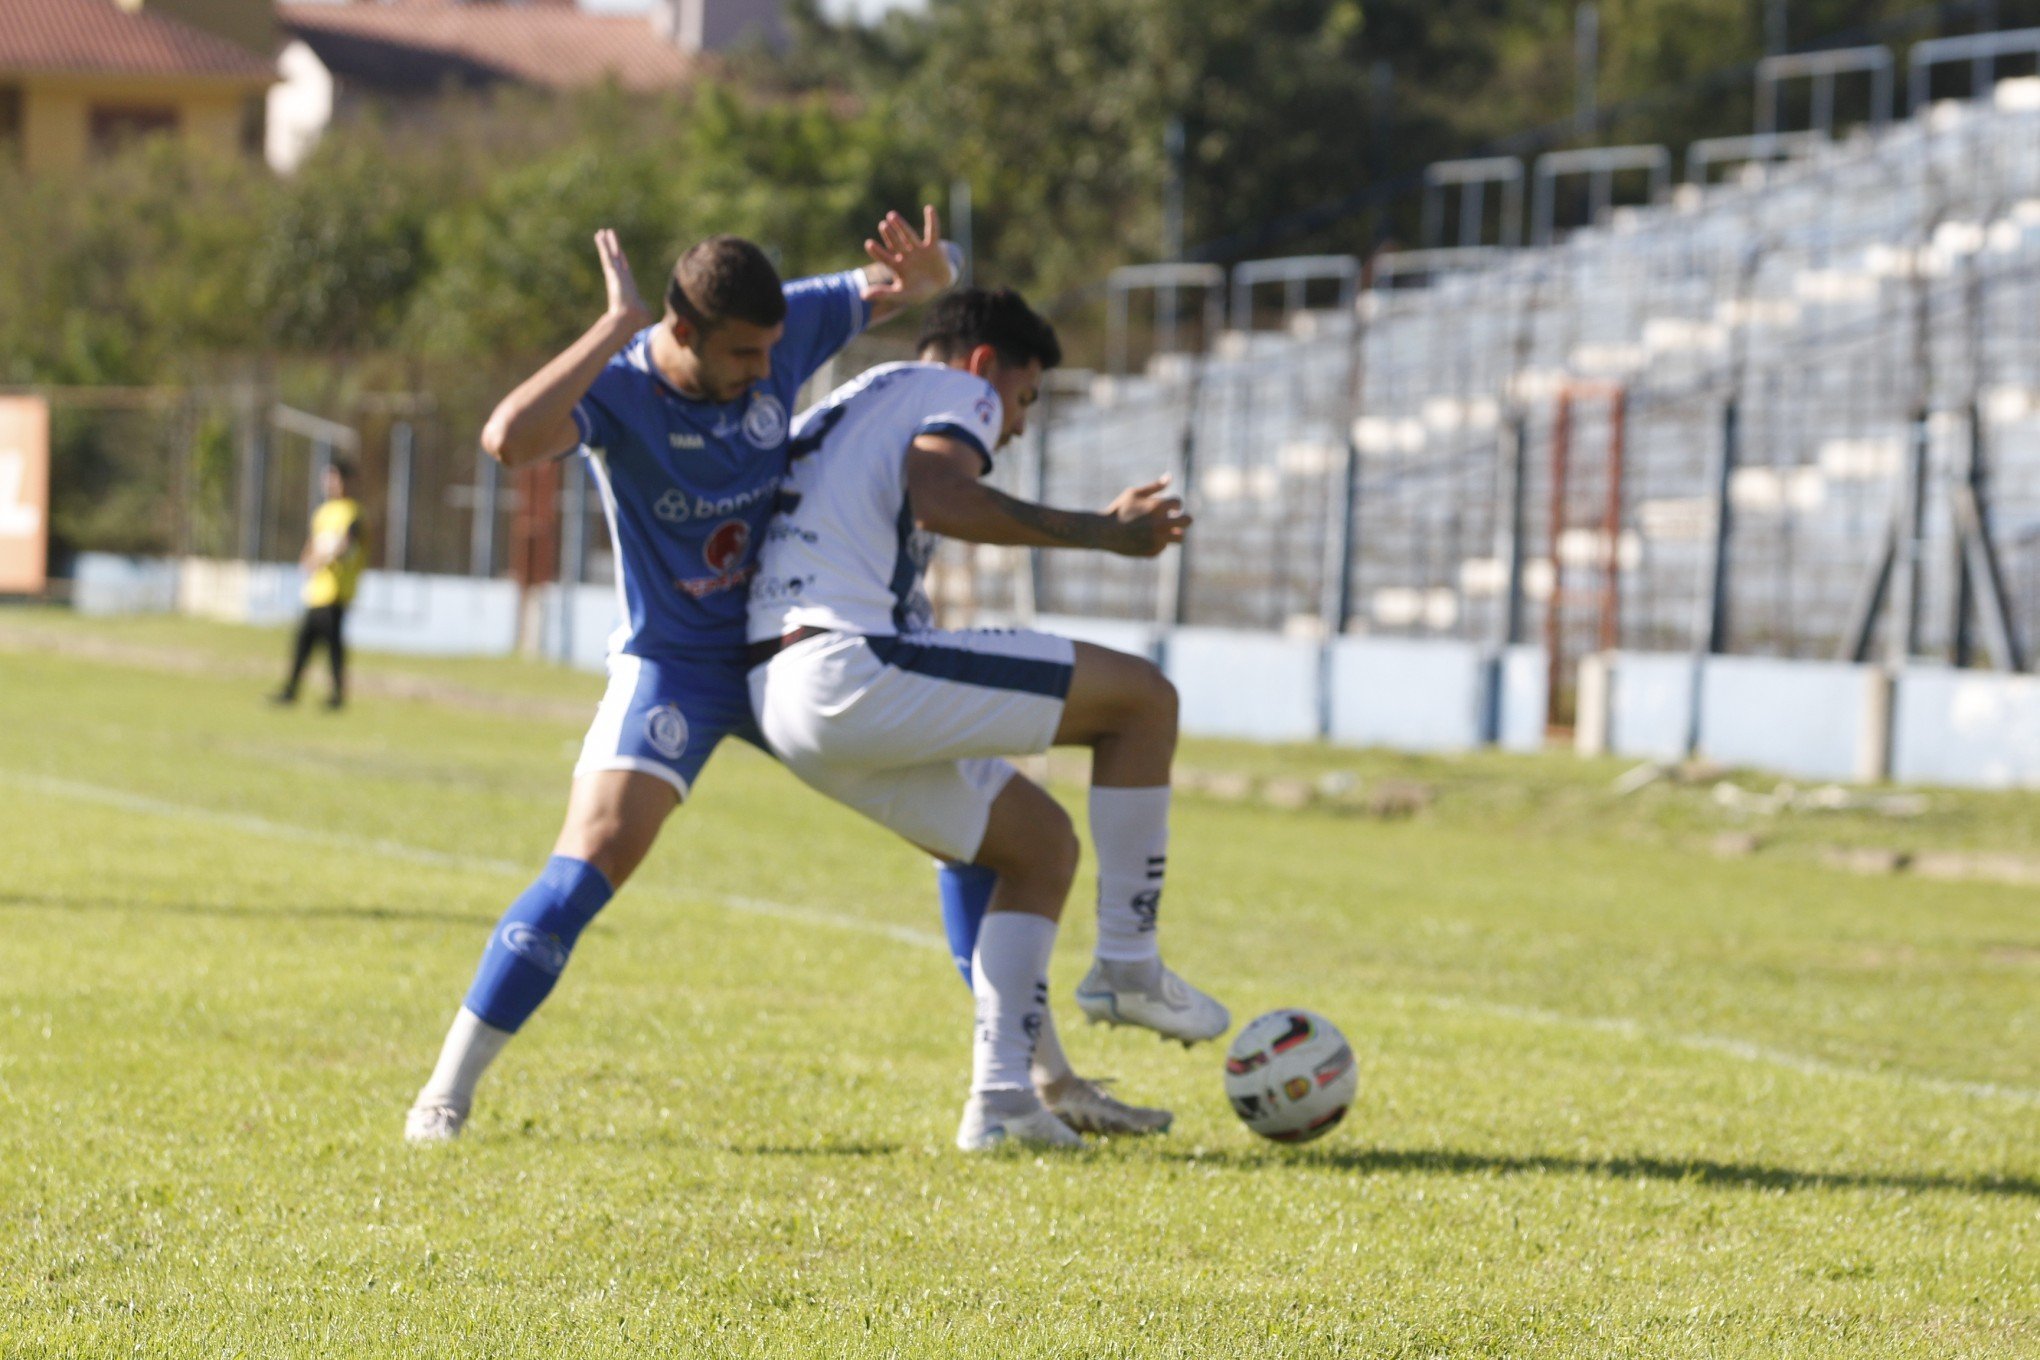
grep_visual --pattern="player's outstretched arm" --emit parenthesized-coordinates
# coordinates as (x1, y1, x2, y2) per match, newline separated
(859, 206, 960, 327)
(905, 437, 1189, 558)
(481, 229, 652, 469)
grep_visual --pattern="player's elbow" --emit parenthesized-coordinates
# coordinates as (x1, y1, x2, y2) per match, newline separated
(479, 415, 511, 464)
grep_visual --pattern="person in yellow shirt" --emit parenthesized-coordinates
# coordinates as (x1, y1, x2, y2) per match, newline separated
(271, 460, 366, 710)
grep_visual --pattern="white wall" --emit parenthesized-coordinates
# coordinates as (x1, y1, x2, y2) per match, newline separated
(73, 554, 179, 616)
(1165, 626, 1321, 743)
(1608, 652, 1697, 762)
(1327, 637, 1488, 752)
(64, 554, 2040, 789)
(1496, 646, 1549, 753)
(1698, 655, 1876, 783)
(1892, 666, 2040, 788)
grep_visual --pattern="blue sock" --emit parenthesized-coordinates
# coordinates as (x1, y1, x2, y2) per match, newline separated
(463, 856, 614, 1033)
(936, 862, 996, 987)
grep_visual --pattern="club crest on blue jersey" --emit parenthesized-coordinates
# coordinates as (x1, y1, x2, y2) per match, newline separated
(644, 703, 690, 760)
(742, 393, 789, 448)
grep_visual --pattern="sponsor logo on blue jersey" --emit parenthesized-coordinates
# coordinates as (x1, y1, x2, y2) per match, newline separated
(651, 478, 783, 526)
(675, 519, 754, 600)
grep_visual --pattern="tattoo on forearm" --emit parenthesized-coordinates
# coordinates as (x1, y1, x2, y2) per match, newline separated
(984, 486, 1138, 552)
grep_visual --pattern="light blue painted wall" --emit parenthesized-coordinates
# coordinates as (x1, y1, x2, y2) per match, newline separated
(61, 555, 2040, 789)
(1699, 656, 1871, 781)
(1327, 637, 1487, 752)
(73, 554, 179, 615)
(1165, 627, 1322, 743)
(1892, 666, 2040, 788)
(348, 571, 521, 657)
(1498, 646, 1550, 753)
(1032, 613, 1162, 663)
(536, 582, 626, 671)
(1610, 652, 1696, 761)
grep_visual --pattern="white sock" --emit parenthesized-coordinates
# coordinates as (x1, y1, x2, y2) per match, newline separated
(1030, 1010, 1075, 1090)
(415, 1007, 512, 1113)
(971, 911, 1057, 1105)
(1089, 785, 1170, 962)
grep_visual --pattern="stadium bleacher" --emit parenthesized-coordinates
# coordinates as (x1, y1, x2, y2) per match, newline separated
(992, 70, 2040, 691)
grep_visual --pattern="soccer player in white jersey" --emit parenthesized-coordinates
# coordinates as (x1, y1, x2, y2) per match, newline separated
(747, 288, 1230, 1150)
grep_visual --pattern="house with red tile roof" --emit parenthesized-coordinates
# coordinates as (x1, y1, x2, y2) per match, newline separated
(0, 0, 276, 171)
(0, 0, 781, 174)
(269, 0, 778, 171)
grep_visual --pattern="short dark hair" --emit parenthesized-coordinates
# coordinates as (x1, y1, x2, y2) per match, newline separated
(665, 235, 788, 333)
(916, 288, 1062, 371)
(326, 458, 356, 489)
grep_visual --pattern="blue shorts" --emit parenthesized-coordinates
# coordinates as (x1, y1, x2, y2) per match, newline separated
(573, 651, 764, 800)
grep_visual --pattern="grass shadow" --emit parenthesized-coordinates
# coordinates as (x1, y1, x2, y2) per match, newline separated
(1158, 1144, 2039, 1198)
(737, 1142, 905, 1159)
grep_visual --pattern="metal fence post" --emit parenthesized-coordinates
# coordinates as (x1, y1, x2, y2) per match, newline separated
(238, 387, 266, 562)
(1496, 412, 1530, 650)
(387, 421, 413, 573)
(1887, 409, 1931, 668)
(1028, 381, 1052, 618)
(470, 449, 497, 578)
(1156, 359, 1202, 627)
(555, 457, 587, 663)
(1685, 396, 1740, 755)
(309, 438, 331, 521)
(1702, 398, 1739, 656)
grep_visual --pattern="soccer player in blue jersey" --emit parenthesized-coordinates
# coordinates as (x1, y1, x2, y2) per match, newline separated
(404, 213, 960, 1143)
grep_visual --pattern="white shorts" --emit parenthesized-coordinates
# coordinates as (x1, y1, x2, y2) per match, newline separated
(748, 628, 1078, 861)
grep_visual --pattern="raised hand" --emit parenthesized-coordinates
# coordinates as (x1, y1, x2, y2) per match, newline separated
(862, 205, 958, 308)
(595, 228, 652, 329)
(1102, 473, 1192, 557)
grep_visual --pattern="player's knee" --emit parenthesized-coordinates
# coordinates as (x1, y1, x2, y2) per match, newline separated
(560, 812, 645, 887)
(1115, 658, 1177, 738)
(981, 798, 1078, 897)
(1143, 662, 1179, 730)
(1034, 802, 1081, 896)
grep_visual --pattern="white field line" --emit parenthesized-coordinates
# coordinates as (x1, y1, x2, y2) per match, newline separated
(1409, 994, 2040, 1109)
(5, 770, 2033, 1108)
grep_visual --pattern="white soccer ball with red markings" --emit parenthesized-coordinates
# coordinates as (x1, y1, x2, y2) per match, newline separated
(1222, 1009, 1358, 1143)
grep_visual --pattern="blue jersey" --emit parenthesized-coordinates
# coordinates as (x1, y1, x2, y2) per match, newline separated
(572, 269, 868, 661)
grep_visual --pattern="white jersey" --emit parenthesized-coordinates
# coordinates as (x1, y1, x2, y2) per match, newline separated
(749, 361, 1003, 641)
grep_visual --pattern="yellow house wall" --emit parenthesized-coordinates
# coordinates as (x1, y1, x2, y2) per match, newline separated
(17, 75, 262, 173)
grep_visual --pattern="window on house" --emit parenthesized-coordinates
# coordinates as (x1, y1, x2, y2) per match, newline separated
(89, 104, 179, 153)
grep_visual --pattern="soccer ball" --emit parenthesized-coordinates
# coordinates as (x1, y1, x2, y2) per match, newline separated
(1222, 1009, 1357, 1143)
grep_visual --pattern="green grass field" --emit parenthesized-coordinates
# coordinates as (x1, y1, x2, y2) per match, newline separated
(2, 609, 2035, 1358)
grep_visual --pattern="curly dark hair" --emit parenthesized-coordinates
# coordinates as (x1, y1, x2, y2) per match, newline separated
(916, 287, 1062, 371)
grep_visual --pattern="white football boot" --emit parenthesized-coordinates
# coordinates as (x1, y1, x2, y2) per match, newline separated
(1074, 958, 1231, 1046)
(1040, 1074, 1173, 1136)
(955, 1096, 1085, 1152)
(404, 1100, 468, 1144)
